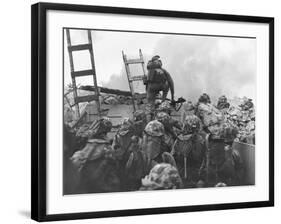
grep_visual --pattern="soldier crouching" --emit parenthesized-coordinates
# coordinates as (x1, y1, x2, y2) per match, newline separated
(198, 123, 243, 187)
(132, 110, 147, 138)
(171, 114, 206, 187)
(142, 120, 176, 174)
(71, 117, 121, 193)
(112, 118, 146, 191)
(155, 111, 182, 152)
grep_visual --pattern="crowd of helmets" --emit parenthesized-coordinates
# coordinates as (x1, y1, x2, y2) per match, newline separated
(64, 93, 254, 193)
(182, 94, 255, 144)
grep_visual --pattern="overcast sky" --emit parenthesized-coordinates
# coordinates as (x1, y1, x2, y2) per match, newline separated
(64, 29, 256, 102)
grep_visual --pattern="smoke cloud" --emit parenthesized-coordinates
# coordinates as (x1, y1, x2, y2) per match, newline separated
(102, 35, 256, 104)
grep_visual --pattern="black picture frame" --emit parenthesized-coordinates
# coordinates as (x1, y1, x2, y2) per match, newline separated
(31, 2, 274, 222)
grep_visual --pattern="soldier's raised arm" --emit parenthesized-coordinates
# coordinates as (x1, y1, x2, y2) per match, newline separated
(162, 68, 175, 101)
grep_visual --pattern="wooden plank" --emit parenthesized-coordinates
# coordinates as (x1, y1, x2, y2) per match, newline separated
(80, 85, 133, 97)
(80, 85, 146, 100)
(68, 44, 92, 51)
(74, 94, 99, 104)
(125, 58, 144, 64)
(71, 69, 95, 77)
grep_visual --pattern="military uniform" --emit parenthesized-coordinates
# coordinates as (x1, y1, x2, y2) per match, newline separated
(196, 97, 224, 138)
(198, 124, 243, 187)
(181, 101, 195, 123)
(142, 120, 168, 172)
(171, 115, 206, 186)
(112, 118, 145, 190)
(132, 110, 147, 137)
(71, 118, 121, 193)
(146, 56, 175, 122)
(124, 136, 146, 190)
(112, 118, 135, 160)
(156, 111, 182, 151)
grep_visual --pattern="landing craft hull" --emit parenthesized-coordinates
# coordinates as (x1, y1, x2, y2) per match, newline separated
(232, 141, 255, 185)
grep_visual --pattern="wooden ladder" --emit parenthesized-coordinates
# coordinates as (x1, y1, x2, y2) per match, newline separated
(122, 49, 147, 111)
(65, 29, 101, 118)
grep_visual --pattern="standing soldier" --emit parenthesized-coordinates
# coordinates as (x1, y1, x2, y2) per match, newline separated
(145, 55, 175, 122)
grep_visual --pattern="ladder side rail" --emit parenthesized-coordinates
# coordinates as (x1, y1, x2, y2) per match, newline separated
(139, 49, 146, 78)
(127, 70, 137, 111)
(66, 29, 80, 118)
(122, 51, 136, 111)
(87, 30, 101, 117)
(128, 71, 136, 111)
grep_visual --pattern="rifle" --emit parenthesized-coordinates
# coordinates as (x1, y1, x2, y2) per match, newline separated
(170, 97, 186, 111)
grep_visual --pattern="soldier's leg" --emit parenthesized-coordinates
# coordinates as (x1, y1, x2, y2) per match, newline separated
(162, 89, 169, 102)
(162, 83, 170, 102)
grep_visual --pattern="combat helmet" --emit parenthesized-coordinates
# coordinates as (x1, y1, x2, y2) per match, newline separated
(219, 95, 227, 102)
(147, 55, 162, 69)
(144, 120, 165, 137)
(155, 111, 170, 125)
(198, 93, 211, 104)
(157, 101, 172, 114)
(140, 163, 183, 190)
(151, 55, 160, 61)
(183, 114, 201, 134)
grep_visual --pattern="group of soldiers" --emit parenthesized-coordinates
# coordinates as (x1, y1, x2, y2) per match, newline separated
(64, 55, 250, 194)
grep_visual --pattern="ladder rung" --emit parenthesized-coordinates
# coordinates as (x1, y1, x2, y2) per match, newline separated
(129, 75, 145, 82)
(74, 95, 99, 104)
(71, 69, 95, 77)
(125, 59, 144, 64)
(68, 44, 92, 51)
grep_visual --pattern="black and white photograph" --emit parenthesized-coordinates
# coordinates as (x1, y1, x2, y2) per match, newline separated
(0, 0, 278, 223)
(30, 3, 274, 221)
(63, 28, 256, 195)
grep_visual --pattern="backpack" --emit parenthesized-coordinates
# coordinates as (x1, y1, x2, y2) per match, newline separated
(148, 68, 167, 84)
